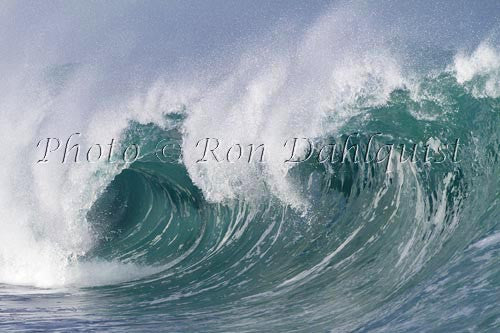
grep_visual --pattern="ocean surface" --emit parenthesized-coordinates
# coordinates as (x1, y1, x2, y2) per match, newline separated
(0, 1, 499, 332)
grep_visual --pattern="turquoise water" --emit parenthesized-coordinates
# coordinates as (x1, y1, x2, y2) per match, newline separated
(3, 71, 499, 332)
(0, 1, 499, 332)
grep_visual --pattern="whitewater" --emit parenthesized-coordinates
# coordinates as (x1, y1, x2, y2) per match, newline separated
(0, 1, 499, 332)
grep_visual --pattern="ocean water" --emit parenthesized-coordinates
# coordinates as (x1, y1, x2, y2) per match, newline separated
(0, 1, 499, 332)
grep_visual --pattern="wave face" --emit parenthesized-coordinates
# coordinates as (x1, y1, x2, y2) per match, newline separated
(0, 1, 499, 332)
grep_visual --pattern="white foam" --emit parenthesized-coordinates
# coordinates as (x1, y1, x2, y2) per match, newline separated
(471, 233, 500, 250)
(453, 43, 500, 98)
(180, 4, 405, 209)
